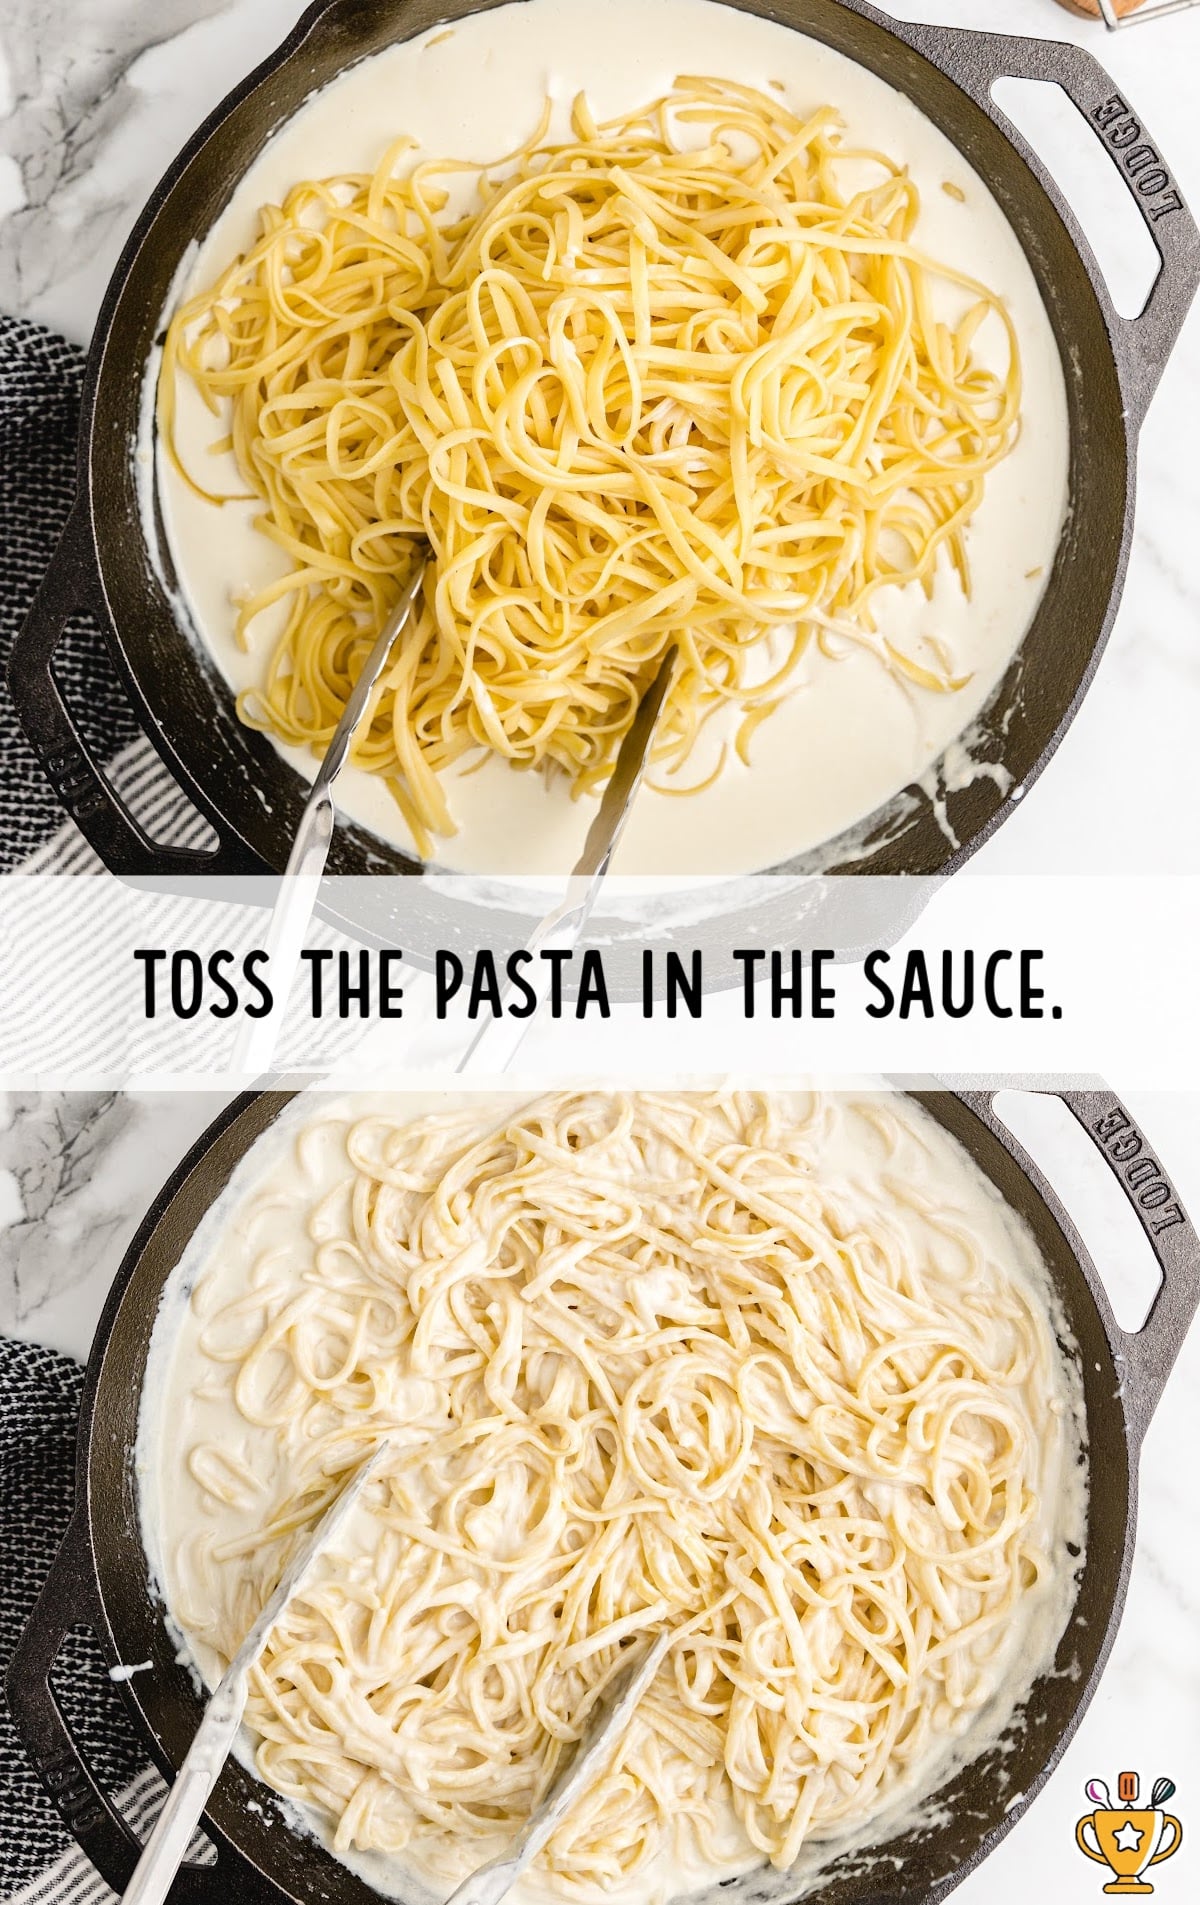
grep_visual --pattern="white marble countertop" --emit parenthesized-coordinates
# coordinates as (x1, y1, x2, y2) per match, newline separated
(2, 0, 1200, 872)
(2, 1083, 1198, 1901)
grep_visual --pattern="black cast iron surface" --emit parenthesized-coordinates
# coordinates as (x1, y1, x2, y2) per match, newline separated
(7, 1086, 1200, 1905)
(5, 0, 1200, 988)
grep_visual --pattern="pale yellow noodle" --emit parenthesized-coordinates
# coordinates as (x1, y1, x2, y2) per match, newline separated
(179, 1093, 1062, 1896)
(162, 81, 1021, 855)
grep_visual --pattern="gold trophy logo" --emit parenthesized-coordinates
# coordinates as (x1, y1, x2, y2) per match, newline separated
(1076, 1772, 1183, 1894)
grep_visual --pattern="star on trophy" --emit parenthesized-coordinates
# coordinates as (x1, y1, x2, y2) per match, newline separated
(1075, 1773, 1183, 1894)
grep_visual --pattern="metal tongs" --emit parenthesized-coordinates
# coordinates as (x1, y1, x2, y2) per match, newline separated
(234, 601, 676, 1076)
(456, 643, 677, 1073)
(121, 1445, 392, 1905)
(123, 1506, 670, 1905)
(443, 1629, 673, 1905)
(231, 557, 428, 1076)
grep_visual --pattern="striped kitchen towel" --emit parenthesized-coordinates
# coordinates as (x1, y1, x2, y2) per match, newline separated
(0, 313, 210, 874)
(0, 1335, 212, 1903)
(0, 312, 412, 1077)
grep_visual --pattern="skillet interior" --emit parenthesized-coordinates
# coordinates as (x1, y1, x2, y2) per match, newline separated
(81, 0, 1129, 962)
(83, 1088, 1128, 1905)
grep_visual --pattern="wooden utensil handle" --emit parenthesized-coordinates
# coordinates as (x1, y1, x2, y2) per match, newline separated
(1054, 2, 1150, 18)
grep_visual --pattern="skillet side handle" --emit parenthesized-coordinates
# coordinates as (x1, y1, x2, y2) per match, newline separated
(907, 25, 1200, 428)
(7, 504, 261, 877)
(5, 1506, 144, 1891)
(975, 1086, 1200, 1443)
(1058, 1089, 1200, 1443)
(6, 1506, 281, 1905)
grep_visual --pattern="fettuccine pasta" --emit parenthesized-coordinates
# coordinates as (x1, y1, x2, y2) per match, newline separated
(156, 1092, 1078, 1899)
(162, 80, 1021, 855)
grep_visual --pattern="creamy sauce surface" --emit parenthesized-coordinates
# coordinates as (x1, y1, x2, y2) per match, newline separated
(139, 1088, 1087, 1905)
(150, 0, 1069, 877)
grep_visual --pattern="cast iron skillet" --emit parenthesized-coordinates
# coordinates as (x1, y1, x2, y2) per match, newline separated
(6, 0, 1200, 974)
(8, 1087, 1200, 1905)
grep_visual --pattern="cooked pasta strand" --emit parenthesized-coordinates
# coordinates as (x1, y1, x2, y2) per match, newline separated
(165, 1092, 1074, 1897)
(162, 82, 1020, 855)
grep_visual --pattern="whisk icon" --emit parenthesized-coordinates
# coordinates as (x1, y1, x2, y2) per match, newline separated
(1076, 1772, 1183, 1894)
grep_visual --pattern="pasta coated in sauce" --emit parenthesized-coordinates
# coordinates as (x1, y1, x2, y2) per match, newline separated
(162, 1093, 1073, 1897)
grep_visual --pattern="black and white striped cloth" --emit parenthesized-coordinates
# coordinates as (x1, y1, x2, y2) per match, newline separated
(0, 313, 221, 1891)
(0, 313, 377, 1082)
(0, 314, 213, 875)
(5, 1772, 185, 1905)
(0, 1337, 197, 1904)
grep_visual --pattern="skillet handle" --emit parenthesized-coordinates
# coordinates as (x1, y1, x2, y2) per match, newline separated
(1059, 1089, 1200, 1441)
(6, 1506, 142, 1890)
(969, 1087, 1200, 1443)
(906, 24, 1200, 427)
(6, 504, 262, 876)
(6, 1506, 276, 1904)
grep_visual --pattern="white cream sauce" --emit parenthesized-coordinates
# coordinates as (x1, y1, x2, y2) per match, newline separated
(150, 0, 1069, 879)
(138, 1089, 1087, 1905)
